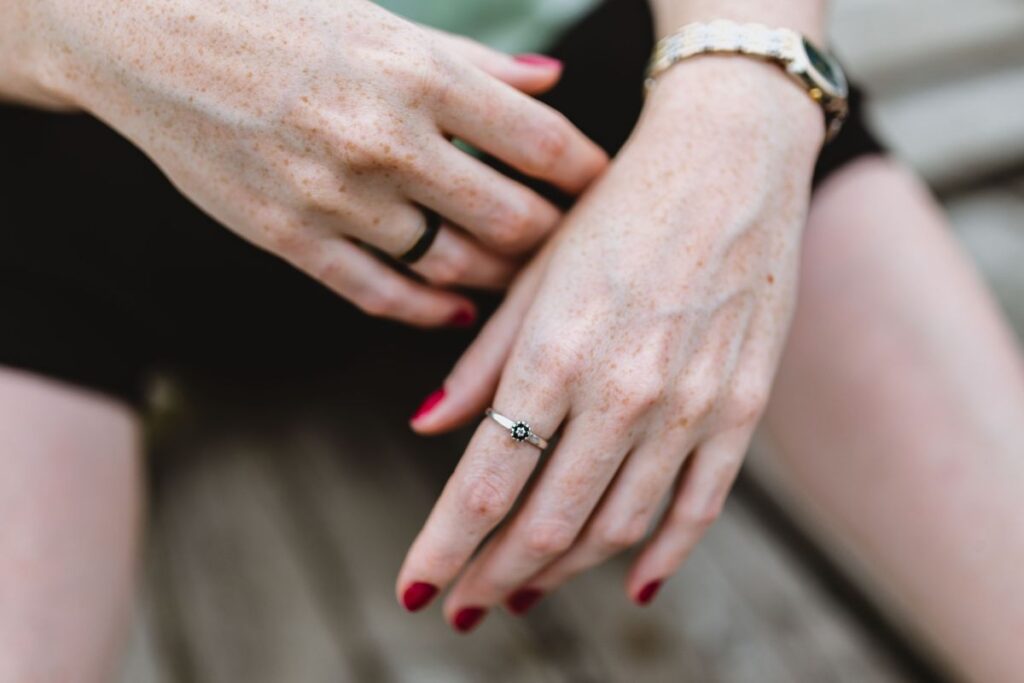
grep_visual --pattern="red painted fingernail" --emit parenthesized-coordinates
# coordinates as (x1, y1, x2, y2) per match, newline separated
(448, 309, 476, 327)
(453, 607, 487, 633)
(515, 53, 563, 69)
(636, 580, 662, 606)
(411, 388, 445, 421)
(402, 582, 438, 612)
(506, 588, 544, 615)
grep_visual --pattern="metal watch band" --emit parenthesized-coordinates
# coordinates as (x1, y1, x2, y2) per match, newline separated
(645, 20, 848, 141)
(646, 21, 801, 92)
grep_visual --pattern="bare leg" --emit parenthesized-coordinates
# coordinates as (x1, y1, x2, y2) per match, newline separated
(0, 367, 142, 683)
(760, 157, 1024, 682)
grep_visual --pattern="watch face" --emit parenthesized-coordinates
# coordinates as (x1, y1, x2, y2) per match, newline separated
(802, 37, 848, 96)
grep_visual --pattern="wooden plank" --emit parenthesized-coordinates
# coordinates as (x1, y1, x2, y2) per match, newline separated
(147, 436, 352, 683)
(136, 399, 936, 682)
(265, 411, 575, 683)
(867, 67, 1024, 190)
(550, 497, 910, 683)
(743, 433, 953, 682)
(551, 538, 799, 683)
(118, 596, 168, 683)
(831, 0, 1024, 92)
(947, 187, 1024, 339)
(828, 0, 1024, 188)
(702, 496, 909, 683)
(259, 405, 913, 682)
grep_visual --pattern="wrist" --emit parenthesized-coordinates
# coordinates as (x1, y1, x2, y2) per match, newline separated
(640, 55, 825, 160)
(604, 57, 821, 241)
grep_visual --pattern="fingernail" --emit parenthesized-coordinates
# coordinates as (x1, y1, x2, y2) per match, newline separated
(402, 582, 438, 612)
(515, 53, 563, 69)
(506, 588, 544, 615)
(411, 388, 445, 421)
(448, 309, 476, 328)
(453, 606, 487, 633)
(636, 580, 662, 606)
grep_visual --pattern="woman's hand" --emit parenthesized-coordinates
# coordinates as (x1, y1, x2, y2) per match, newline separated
(398, 57, 825, 626)
(27, 0, 607, 325)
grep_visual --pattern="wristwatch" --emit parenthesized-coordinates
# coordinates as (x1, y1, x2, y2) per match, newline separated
(646, 20, 849, 142)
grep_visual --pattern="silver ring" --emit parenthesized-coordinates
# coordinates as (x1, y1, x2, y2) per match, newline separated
(485, 408, 549, 450)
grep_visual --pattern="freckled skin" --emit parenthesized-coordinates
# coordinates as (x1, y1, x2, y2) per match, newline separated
(556, 69, 820, 462)
(4, 0, 828, 629)
(399, 54, 828, 621)
(0, 0, 606, 324)
(531, 54, 815, 432)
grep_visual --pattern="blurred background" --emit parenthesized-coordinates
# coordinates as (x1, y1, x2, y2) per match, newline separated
(832, 0, 1024, 342)
(119, 1, 1024, 681)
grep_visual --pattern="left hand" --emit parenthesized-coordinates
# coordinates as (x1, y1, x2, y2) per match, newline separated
(398, 57, 825, 627)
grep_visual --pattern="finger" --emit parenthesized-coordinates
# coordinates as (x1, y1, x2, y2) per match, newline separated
(619, 308, 771, 602)
(437, 72, 608, 194)
(410, 232, 561, 433)
(428, 28, 563, 95)
(509, 429, 700, 612)
(441, 410, 635, 615)
(403, 141, 562, 255)
(507, 342, 729, 605)
(626, 429, 751, 604)
(396, 348, 572, 617)
(309, 190, 518, 290)
(410, 222, 519, 290)
(287, 233, 476, 328)
(304, 187, 429, 258)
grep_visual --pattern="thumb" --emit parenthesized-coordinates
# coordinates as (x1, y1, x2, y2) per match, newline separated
(428, 29, 564, 95)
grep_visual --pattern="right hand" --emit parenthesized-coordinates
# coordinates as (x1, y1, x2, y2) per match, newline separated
(31, 0, 608, 325)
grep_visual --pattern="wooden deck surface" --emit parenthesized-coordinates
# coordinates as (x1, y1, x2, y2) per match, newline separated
(121, 394, 925, 683)
(117, 2, 1024, 680)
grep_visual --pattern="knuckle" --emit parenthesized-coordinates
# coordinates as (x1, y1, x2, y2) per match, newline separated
(487, 200, 535, 252)
(673, 378, 718, 425)
(606, 371, 664, 420)
(341, 129, 385, 173)
(473, 92, 504, 123)
(520, 519, 576, 558)
(592, 518, 647, 553)
(302, 185, 341, 217)
(395, 43, 450, 103)
(458, 468, 515, 526)
(427, 249, 470, 287)
(519, 334, 581, 380)
(522, 116, 569, 174)
(281, 161, 339, 214)
(309, 252, 342, 286)
(260, 220, 308, 256)
(583, 143, 610, 176)
(336, 112, 406, 174)
(278, 96, 330, 138)
(354, 287, 400, 318)
(392, 142, 435, 186)
(413, 544, 463, 577)
(725, 376, 772, 427)
(676, 497, 723, 532)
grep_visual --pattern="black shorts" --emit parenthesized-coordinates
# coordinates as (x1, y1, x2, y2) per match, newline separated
(0, 0, 884, 409)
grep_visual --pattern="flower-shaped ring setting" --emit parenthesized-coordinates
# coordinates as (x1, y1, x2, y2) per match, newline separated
(485, 409, 550, 450)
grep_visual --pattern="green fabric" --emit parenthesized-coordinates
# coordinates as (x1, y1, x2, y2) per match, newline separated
(375, 0, 600, 52)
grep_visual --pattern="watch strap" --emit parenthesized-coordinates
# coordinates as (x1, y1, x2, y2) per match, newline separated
(645, 20, 847, 141)
(646, 21, 802, 91)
